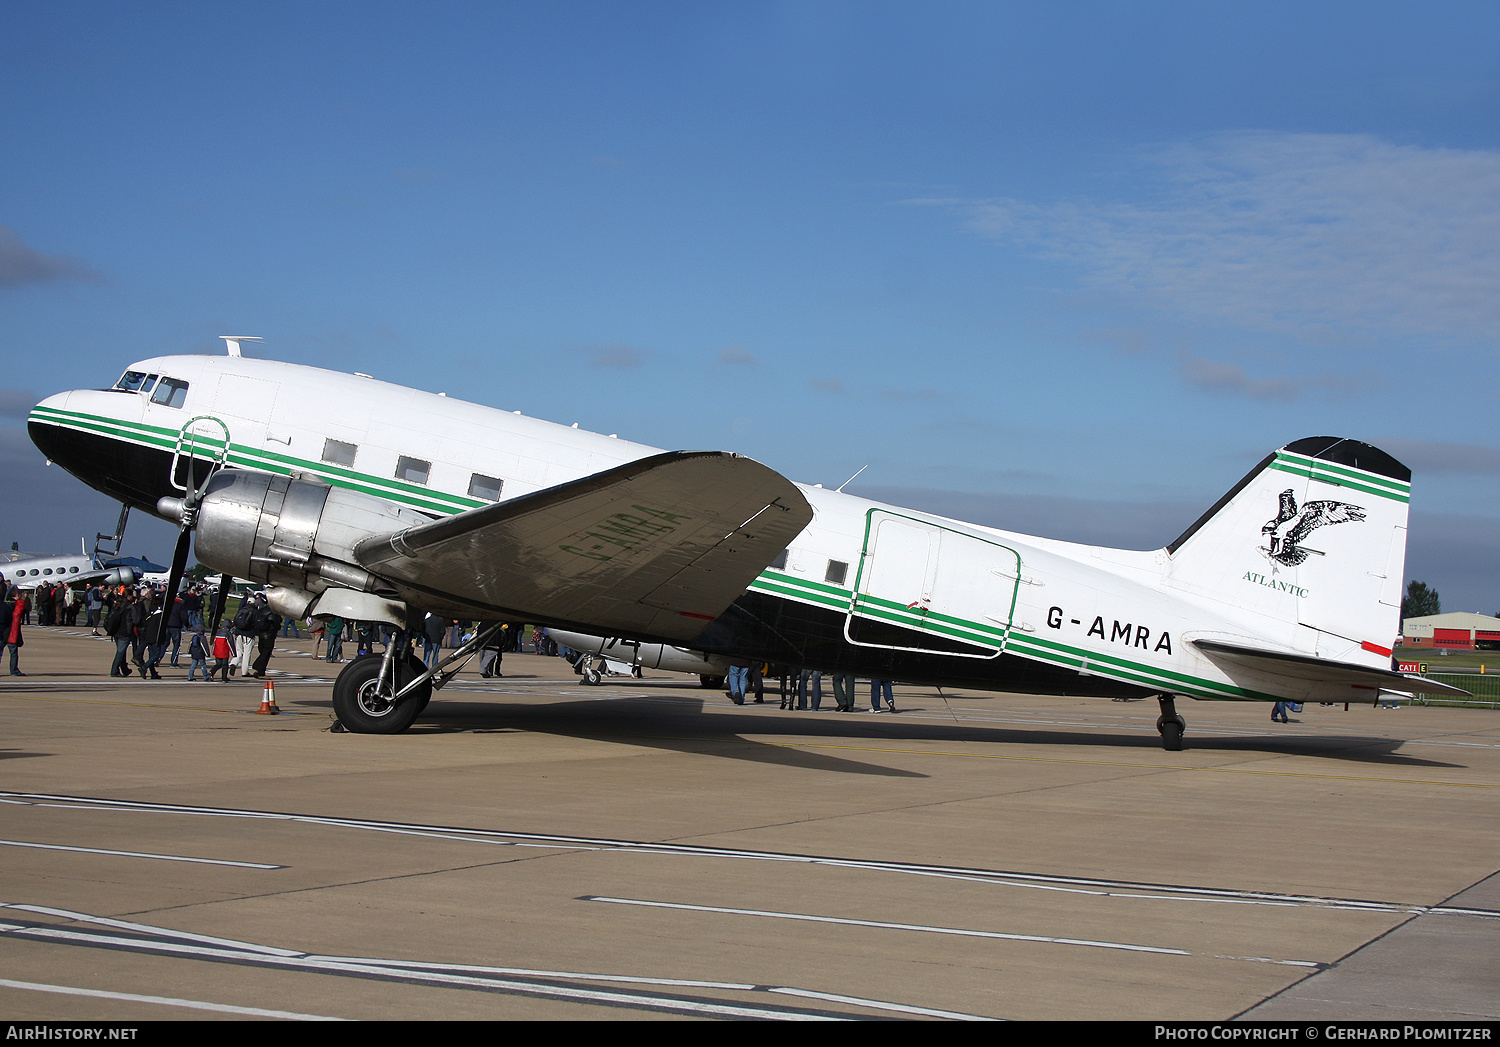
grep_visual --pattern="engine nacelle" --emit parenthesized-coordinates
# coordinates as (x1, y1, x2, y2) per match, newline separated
(101, 567, 136, 587)
(168, 469, 433, 602)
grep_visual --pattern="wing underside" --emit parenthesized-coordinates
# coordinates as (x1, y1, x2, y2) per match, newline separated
(354, 450, 812, 642)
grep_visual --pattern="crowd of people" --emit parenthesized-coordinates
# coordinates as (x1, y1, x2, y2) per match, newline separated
(0, 575, 907, 711)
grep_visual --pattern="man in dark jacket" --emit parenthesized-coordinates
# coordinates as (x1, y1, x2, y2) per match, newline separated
(105, 591, 135, 677)
(250, 595, 282, 678)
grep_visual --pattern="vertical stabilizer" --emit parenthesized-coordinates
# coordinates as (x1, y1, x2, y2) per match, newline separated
(1163, 438, 1410, 667)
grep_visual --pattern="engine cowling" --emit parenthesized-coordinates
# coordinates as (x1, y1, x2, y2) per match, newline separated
(100, 567, 136, 587)
(165, 469, 433, 606)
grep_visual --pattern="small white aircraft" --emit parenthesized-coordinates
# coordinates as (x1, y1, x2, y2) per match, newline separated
(1, 544, 137, 589)
(28, 339, 1466, 747)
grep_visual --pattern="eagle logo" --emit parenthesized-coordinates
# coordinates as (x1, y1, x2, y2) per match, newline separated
(1260, 489, 1365, 567)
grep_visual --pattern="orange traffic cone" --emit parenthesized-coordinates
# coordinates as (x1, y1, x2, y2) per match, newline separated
(256, 678, 279, 715)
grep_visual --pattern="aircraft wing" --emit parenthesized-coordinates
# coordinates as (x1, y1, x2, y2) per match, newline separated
(353, 450, 812, 642)
(1193, 639, 1473, 698)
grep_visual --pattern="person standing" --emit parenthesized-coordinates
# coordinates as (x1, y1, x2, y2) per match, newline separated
(250, 594, 281, 677)
(1, 586, 23, 676)
(726, 661, 750, 705)
(86, 584, 104, 635)
(870, 678, 895, 713)
(209, 623, 233, 682)
(182, 585, 203, 632)
(831, 672, 856, 712)
(477, 622, 507, 677)
(422, 613, 447, 669)
(231, 595, 257, 677)
(165, 593, 187, 667)
(186, 626, 209, 681)
(105, 590, 135, 677)
(324, 616, 345, 662)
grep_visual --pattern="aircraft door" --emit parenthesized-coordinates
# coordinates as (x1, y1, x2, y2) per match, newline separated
(845, 510, 1021, 658)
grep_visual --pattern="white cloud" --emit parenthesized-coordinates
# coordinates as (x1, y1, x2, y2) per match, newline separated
(1174, 350, 1372, 401)
(948, 133, 1500, 347)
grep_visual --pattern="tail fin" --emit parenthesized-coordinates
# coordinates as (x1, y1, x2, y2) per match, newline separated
(1163, 438, 1410, 667)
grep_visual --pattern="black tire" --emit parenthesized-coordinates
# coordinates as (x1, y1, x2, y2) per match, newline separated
(583, 666, 602, 686)
(1161, 719, 1184, 751)
(699, 674, 725, 689)
(332, 653, 431, 734)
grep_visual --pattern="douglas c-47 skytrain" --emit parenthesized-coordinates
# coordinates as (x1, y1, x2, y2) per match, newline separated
(27, 338, 1466, 747)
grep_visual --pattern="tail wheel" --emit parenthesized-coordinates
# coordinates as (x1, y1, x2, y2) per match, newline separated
(332, 653, 431, 734)
(1157, 716, 1186, 752)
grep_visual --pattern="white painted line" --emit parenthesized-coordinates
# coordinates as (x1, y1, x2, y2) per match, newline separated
(768, 986, 999, 1021)
(0, 908, 859, 1020)
(0, 839, 283, 869)
(4, 904, 303, 956)
(0, 977, 346, 1020)
(5, 791, 1488, 921)
(587, 895, 1189, 955)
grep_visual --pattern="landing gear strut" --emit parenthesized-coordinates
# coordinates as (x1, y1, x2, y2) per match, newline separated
(330, 622, 504, 733)
(1156, 694, 1186, 751)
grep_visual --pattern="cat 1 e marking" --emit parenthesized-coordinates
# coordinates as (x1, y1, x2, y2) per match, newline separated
(1047, 605, 1172, 655)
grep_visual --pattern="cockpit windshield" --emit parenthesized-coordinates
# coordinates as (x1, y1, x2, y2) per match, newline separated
(114, 371, 149, 392)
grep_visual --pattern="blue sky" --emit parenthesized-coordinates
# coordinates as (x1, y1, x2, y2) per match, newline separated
(2, 2, 1497, 613)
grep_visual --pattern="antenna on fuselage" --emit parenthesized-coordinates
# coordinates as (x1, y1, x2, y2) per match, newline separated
(835, 465, 869, 493)
(219, 335, 263, 357)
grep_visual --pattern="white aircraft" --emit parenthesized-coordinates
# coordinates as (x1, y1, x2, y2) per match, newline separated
(0, 544, 137, 589)
(27, 340, 1466, 746)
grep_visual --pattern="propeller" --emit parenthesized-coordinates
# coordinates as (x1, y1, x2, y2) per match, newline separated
(205, 572, 232, 642)
(152, 461, 218, 648)
(152, 524, 193, 647)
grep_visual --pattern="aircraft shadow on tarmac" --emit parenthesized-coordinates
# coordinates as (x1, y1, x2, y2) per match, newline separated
(301, 689, 1466, 773)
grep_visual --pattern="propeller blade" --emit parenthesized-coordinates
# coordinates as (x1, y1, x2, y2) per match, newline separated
(205, 573, 232, 641)
(153, 527, 193, 647)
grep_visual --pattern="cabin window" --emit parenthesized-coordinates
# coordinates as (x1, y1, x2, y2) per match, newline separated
(321, 439, 357, 468)
(115, 371, 149, 392)
(468, 473, 503, 501)
(824, 559, 848, 585)
(396, 456, 431, 485)
(769, 549, 789, 571)
(150, 377, 189, 409)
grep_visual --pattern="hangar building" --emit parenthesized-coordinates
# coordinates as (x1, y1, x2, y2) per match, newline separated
(1400, 612, 1500, 651)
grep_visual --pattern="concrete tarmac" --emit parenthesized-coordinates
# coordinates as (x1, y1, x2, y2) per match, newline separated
(1, 626, 1497, 1021)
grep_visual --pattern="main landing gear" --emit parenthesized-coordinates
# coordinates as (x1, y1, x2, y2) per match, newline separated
(332, 652, 431, 734)
(331, 622, 505, 733)
(1156, 694, 1187, 752)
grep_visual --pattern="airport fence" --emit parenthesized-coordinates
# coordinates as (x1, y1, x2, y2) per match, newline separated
(1411, 671, 1500, 710)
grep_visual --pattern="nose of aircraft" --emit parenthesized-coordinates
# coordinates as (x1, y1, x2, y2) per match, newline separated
(32, 389, 73, 414)
(28, 389, 81, 472)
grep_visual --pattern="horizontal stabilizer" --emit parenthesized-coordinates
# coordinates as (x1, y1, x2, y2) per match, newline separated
(355, 450, 812, 642)
(1193, 639, 1471, 698)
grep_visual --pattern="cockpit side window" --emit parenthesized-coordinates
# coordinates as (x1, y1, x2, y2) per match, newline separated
(115, 371, 149, 392)
(139, 374, 159, 394)
(149, 377, 189, 409)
